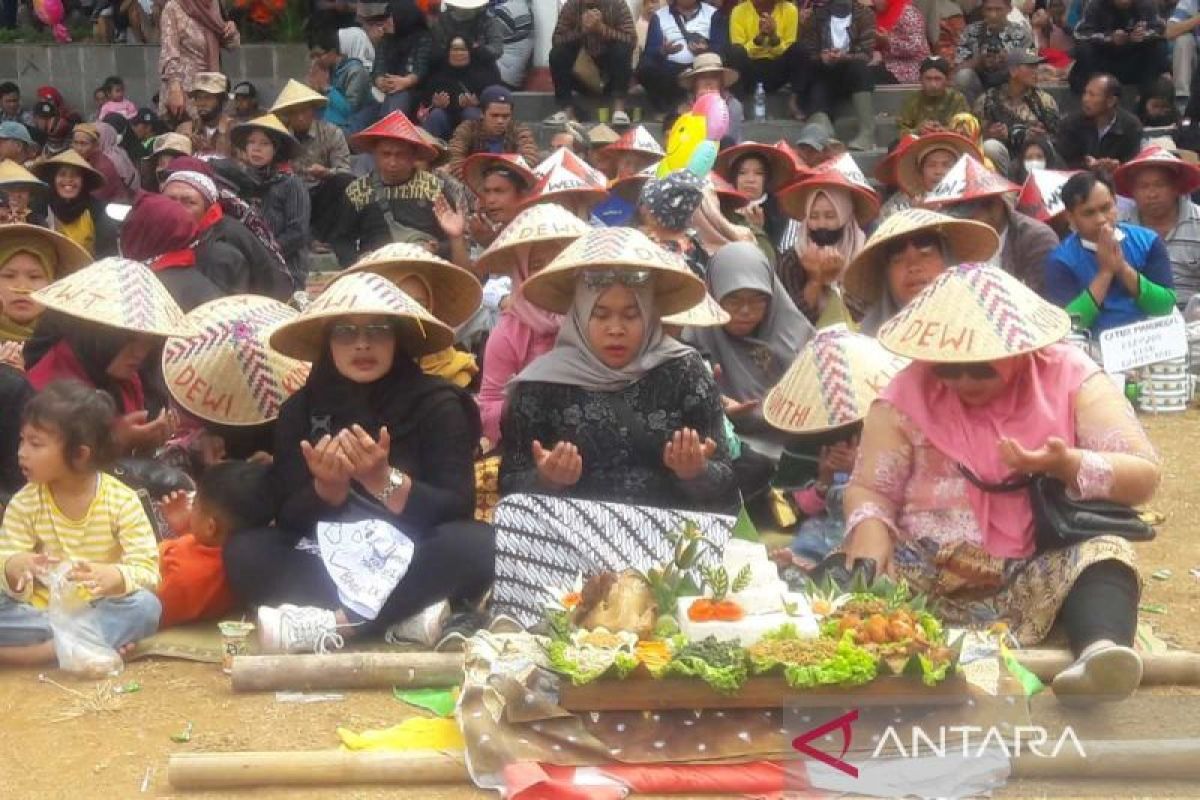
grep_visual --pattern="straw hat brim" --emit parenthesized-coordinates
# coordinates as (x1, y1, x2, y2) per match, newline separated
(1114, 158, 1200, 197)
(593, 146, 662, 174)
(0, 223, 91, 274)
(476, 234, 580, 276)
(31, 258, 195, 338)
(522, 250, 706, 316)
(351, 131, 439, 160)
(32, 155, 106, 193)
(777, 177, 880, 227)
(269, 306, 455, 362)
(516, 186, 608, 212)
(678, 65, 739, 89)
(895, 135, 981, 197)
(661, 293, 731, 327)
(714, 144, 796, 193)
(843, 217, 1000, 305)
(341, 253, 483, 328)
(230, 120, 299, 161)
(270, 80, 329, 115)
(462, 154, 535, 196)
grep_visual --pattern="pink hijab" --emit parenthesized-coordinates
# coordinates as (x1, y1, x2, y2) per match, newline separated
(507, 246, 561, 337)
(882, 343, 1099, 559)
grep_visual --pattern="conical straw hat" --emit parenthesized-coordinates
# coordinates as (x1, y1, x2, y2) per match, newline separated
(269, 271, 454, 361)
(475, 202, 590, 275)
(0, 159, 46, 192)
(874, 133, 917, 188)
(777, 153, 880, 226)
(609, 161, 659, 203)
(518, 159, 609, 211)
(662, 291, 731, 327)
(922, 153, 1019, 208)
(877, 263, 1071, 362)
(31, 256, 194, 337)
(230, 113, 299, 161)
(522, 227, 706, 315)
(0, 223, 90, 275)
(270, 79, 328, 114)
(764, 326, 908, 434)
(714, 141, 797, 192)
(593, 125, 665, 173)
(341, 242, 482, 327)
(31, 149, 106, 193)
(842, 207, 999, 305)
(1015, 167, 1078, 222)
(1114, 144, 1200, 196)
(351, 111, 439, 160)
(462, 152, 535, 196)
(895, 132, 981, 197)
(162, 295, 311, 426)
(533, 147, 607, 184)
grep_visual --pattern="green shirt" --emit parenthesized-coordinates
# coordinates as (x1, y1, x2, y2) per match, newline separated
(896, 89, 971, 136)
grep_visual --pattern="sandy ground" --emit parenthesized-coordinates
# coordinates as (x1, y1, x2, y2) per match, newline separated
(1, 414, 1198, 799)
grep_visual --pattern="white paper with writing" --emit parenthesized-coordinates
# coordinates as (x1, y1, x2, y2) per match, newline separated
(317, 519, 415, 621)
(1098, 311, 1188, 374)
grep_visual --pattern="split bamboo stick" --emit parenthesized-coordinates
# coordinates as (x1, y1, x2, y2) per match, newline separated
(229, 652, 464, 692)
(1014, 650, 1200, 685)
(168, 749, 469, 790)
(1011, 738, 1200, 779)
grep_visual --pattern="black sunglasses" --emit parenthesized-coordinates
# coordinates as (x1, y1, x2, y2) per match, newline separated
(882, 232, 942, 261)
(932, 362, 999, 381)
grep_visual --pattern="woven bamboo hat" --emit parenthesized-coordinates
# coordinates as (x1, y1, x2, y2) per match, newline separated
(764, 326, 908, 434)
(714, 141, 797, 193)
(31, 149, 106, 193)
(878, 263, 1071, 362)
(475, 202, 590, 275)
(341, 242, 482, 328)
(895, 132, 981, 196)
(662, 291, 731, 327)
(921, 153, 1019, 209)
(31, 256, 194, 337)
(593, 126, 665, 175)
(230, 113, 299, 161)
(1113, 144, 1200, 196)
(777, 153, 880, 226)
(522, 227, 706, 315)
(874, 133, 917, 188)
(0, 223, 91, 275)
(351, 111, 440, 160)
(162, 295, 311, 426)
(269, 271, 454, 361)
(1015, 167, 1079, 223)
(269, 79, 328, 114)
(0, 160, 46, 193)
(518, 156, 609, 211)
(462, 152, 536, 196)
(842, 207, 999, 305)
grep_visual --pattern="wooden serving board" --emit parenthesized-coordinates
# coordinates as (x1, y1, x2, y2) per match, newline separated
(559, 673, 972, 712)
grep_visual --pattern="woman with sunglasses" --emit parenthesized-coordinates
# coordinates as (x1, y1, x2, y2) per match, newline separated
(223, 272, 494, 653)
(499, 227, 737, 513)
(842, 207, 1000, 336)
(844, 263, 1160, 705)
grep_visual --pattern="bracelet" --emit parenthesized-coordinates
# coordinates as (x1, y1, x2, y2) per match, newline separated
(374, 468, 407, 506)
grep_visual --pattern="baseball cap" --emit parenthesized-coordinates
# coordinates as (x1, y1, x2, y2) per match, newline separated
(1007, 48, 1047, 68)
(135, 107, 159, 126)
(232, 81, 258, 98)
(796, 121, 832, 150)
(357, 0, 391, 20)
(34, 100, 57, 118)
(919, 56, 951, 77)
(479, 85, 512, 110)
(0, 121, 34, 146)
(191, 72, 229, 96)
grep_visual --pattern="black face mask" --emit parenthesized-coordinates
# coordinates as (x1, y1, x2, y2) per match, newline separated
(809, 226, 844, 246)
(1143, 112, 1177, 127)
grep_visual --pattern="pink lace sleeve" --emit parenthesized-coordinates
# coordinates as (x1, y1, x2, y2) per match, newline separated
(1070, 450, 1115, 500)
(845, 402, 912, 538)
(845, 502, 900, 539)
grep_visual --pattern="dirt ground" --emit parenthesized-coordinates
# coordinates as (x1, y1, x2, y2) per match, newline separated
(1, 415, 1199, 799)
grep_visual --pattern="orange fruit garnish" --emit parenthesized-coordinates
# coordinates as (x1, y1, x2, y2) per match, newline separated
(688, 598, 716, 621)
(562, 591, 582, 610)
(712, 600, 744, 622)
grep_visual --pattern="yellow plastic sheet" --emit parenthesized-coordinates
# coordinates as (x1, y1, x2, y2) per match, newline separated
(337, 717, 465, 752)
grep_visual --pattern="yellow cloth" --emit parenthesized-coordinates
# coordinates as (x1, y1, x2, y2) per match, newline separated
(337, 717, 466, 752)
(0, 239, 59, 342)
(57, 211, 96, 257)
(0, 474, 161, 607)
(730, 0, 798, 60)
(420, 347, 478, 389)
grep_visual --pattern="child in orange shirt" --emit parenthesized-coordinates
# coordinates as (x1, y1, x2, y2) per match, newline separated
(157, 462, 272, 629)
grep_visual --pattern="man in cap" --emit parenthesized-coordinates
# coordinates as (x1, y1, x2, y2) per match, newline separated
(896, 57, 970, 136)
(1117, 147, 1200, 307)
(330, 112, 471, 270)
(446, 86, 540, 179)
(31, 100, 70, 157)
(143, 132, 193, 192)
(1069, 0, 1167, 95)
(952, 0, 1034, 105)
(176, 72, 234, 157)
(547, 0, 637, 125)
(1055, 73, 1143, 174)
(975, 49, 1060, 173)
(232, 82, 261, 124)
(0, 121, 33, 165)
(131, 108, 163, 151)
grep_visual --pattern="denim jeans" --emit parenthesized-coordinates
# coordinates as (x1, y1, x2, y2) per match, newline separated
(0, 590, 161, 648)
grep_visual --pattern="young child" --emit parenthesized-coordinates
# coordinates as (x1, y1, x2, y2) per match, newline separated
(98, 76, 138, 121)
(156, 461, 272, 629)
(0, 380, 161, 666)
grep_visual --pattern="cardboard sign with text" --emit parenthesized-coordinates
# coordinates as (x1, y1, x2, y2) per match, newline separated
(1098, 311, 1188, 374)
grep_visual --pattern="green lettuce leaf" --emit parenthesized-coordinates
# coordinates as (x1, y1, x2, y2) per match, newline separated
(662, 654, 749, 694)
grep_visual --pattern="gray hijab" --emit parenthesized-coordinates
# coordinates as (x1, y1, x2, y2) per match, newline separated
(512, 274, 694, 392)
(686, 241, 815, 401)
(857, 290, 901, 337)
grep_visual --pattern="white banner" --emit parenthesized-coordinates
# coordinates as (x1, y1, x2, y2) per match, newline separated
(1098, 311, 1189, 374)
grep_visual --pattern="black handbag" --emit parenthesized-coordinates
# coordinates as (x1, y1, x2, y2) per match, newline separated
(955, 464, 1155, 552)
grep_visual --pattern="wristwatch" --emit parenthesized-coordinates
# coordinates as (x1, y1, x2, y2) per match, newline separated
(374, 468, 407, 505)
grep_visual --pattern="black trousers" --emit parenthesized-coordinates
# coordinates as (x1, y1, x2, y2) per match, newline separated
(726, 44, 798, 101)
(309, 172, 356, 245)
(549, 40, 635, 107)
(1057, 559, 1139, 655)
(635, 60, 689, 114)
(1069, 39, 1170, 94)
(793, 55, 874, 116)
(223, 520, 495, 633)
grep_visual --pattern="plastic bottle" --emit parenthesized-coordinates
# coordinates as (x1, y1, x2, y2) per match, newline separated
(753, 83, 767, 122)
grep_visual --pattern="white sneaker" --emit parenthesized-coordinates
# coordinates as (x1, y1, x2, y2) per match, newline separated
(384, 600, 451, 648)
(258, 604, 344, 654)
(544, 110, 571, 125)
(1051, 640, 1143, 706)
(611, 109, 631, 126)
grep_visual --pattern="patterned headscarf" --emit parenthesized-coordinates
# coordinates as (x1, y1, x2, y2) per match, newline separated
(639, 171, 705, 232)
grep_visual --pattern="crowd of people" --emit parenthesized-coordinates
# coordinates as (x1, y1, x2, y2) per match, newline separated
(0, 0, 1187, 705)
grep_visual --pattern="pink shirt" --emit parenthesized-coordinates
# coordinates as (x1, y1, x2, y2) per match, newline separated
(479, 312, 557, 448)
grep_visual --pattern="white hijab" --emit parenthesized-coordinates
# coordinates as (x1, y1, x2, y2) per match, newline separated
(339, 27, 375, 71)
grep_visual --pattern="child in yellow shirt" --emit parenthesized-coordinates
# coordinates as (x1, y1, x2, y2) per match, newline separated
(0, 380, 161, 666)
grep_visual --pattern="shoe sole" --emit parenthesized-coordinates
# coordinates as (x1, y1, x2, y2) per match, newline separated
(256, 606, 282, 654)
(1053, 646, 1143, 706)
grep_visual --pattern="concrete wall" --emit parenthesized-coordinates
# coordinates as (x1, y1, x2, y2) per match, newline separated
(3, 44, 309, 112)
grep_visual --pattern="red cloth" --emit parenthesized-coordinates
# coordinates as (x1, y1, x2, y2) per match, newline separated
(197, 200, 224, 233)
(876, 0, 912, 31)
(504, 761, 809, 800)
(27, 339, 145, 415)
(157, 534, 235, 629)
(151, 249, 199, 271)
(121, 192, 199, 262)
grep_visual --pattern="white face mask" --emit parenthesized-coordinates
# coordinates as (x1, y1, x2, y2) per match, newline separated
(1080, 226, 1125, 250)
(1024, 159, 1046, 172)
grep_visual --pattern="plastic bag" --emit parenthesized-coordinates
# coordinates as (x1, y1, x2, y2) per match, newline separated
(46, 564, 123, 678)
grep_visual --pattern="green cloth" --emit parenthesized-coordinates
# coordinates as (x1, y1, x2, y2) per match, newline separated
(896, 90, 971, 136)
(392, 686, 458, 718)
(1136, 273, 1177, 316)
(1065, 289, 1100, 330)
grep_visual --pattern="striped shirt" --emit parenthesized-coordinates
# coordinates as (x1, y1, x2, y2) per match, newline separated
(1121, 196, 1200, 307)
(0, 474, 160, 607)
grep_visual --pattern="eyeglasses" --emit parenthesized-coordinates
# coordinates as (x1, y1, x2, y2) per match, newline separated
(581, 268, 652, 289)
(329, 322, 395, 346)
(719, 293, 770, 313)
(931, 362, 999, 381)
(883, 232, 942, 263)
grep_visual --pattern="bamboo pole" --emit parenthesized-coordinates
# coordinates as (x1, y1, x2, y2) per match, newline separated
(1013, 650, 1200, 685)
(168, 749, 470, 790)
(1011, 739, 1200, 779)
(229, 652, 464, 692)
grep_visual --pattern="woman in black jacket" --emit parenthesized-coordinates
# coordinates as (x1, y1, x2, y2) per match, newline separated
(223, 272, 493, 654)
